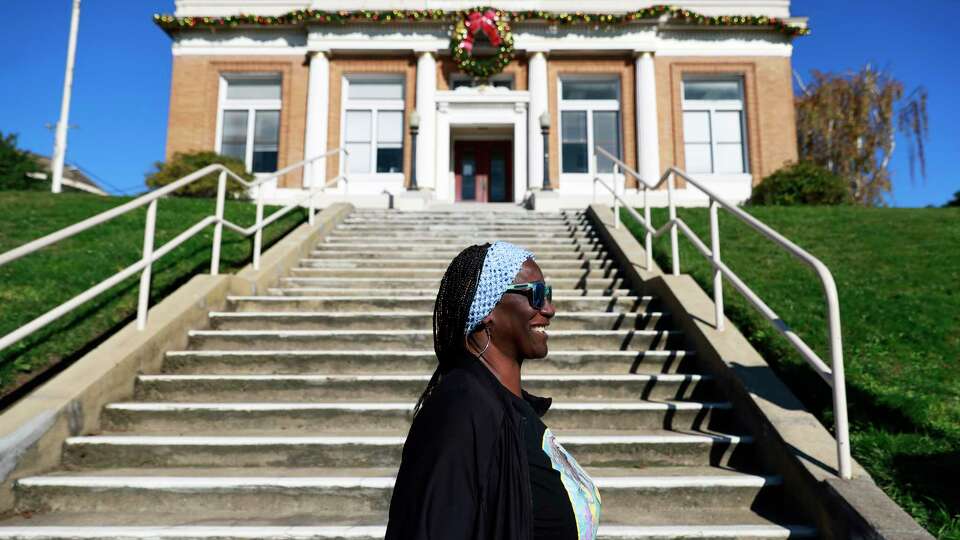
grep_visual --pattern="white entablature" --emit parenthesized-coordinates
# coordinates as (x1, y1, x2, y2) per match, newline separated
(174, 0, 793, 18)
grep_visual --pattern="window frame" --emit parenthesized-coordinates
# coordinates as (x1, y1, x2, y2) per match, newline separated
(339, 74, 406, 178)
(557, 76, 622, 179)
(214, 73, 283, 175)
(681, 76, 750, 175)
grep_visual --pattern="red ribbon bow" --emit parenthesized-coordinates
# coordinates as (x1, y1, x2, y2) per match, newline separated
(462, 9, 501, 53)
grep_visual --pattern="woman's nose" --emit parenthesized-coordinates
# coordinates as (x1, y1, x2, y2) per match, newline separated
(540, 299, 556, 318)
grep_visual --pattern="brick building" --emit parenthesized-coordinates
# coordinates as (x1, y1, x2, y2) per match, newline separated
(157, 1, 806, 208)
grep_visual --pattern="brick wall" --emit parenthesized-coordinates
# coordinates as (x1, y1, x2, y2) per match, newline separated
(325, 56, 417, 184)
(655, 55, 798, 188)
(547, 57, 638, 189)
(165, 53, 798, 193)
(166, 55, 309, 188)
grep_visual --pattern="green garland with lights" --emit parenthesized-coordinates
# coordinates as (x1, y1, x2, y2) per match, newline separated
(153, 5, 809, 37)
(450, 8, 515, 78)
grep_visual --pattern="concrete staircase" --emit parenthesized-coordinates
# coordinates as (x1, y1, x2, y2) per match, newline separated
(0, 209, 818, 539)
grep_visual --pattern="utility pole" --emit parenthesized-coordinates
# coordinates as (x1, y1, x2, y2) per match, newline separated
(51, 0, 81, 194)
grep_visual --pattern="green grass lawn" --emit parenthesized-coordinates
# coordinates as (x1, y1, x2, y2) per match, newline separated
(621, 205, 960, 538)
(0, 191, 305, 404)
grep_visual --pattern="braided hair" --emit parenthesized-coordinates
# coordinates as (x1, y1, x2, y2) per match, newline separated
(413, 243, 491, 418)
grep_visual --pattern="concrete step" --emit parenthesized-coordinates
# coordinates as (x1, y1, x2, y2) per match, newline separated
(309, 247, 606, 259)
(14, 467, 778, 518)
(208, 311, 667, 331)
(227, 295, 654, 313)
(277, 275, 633, 292)
(99, 400, 731, 433)
(321, 234, 603, 246)
(63, 430, 750, 470)
(162, 350, 696, 375)
(296, 257, 617, 270)
(333, 224, 590, 233)
(312, 242, 603, 253)
(288, 265, 624, 279)
(0, 511, 816, 539)
(340, 217, 572, 225)
(133, 373, 711, 402)
(266, 287, 633, 297)
(185, 329, 685, 352)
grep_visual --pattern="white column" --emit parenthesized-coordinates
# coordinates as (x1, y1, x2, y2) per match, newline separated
(415, 50, 437, 192)
(303, 50, 329, 188)
(636, 51, 661, 186)
(527, 50, 548, 191)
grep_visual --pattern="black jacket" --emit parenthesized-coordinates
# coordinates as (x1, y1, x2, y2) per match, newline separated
(385, 354, 552, 540)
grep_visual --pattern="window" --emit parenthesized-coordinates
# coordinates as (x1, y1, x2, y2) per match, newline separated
(682, 78, 748, 174)
(451, 75, 514, 90)
(558, 78, 621, 174)
(342, 76, 405, 174)
(217, 75, 282, 174)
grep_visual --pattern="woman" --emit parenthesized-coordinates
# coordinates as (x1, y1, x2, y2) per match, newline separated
(385, 241, 601, 540)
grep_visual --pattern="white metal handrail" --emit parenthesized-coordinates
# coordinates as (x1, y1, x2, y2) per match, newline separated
(592, 146, 852, 480)
(0, 147, 350, 353)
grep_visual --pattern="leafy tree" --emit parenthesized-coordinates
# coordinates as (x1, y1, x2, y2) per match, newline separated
(145, 151, 252, 199)
(749, 161, 852, 206)
(945, 191, 960, 208)
(0, 132, 44, 191)
(794, 65, 928, 206)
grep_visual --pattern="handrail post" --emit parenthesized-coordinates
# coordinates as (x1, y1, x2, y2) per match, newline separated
(643, 186, 653, 270)
(613, 164, 621, 230)
(709, 198, 724, 330)
(253, 182, 265, 270)
(828, 298, 852, 479)
(307, 159, 317, 226)
(136, 199, 158, 331)
(210, 170, 227, 276)
(667, 171, 680, 275)
(342, 151, 350, 192)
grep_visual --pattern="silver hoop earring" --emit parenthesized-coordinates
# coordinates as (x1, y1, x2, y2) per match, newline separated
(477, 325, 492, 356)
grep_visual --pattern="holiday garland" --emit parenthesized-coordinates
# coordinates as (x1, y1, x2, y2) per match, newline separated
(450, 9, 514, 78)
(153, 6, 809, 37)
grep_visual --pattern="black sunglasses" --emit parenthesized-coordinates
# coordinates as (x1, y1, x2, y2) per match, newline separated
(503, 281, 553, 311)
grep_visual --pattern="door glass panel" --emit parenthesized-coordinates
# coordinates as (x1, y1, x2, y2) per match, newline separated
(461, 153, 476, 201)
(561, 111, 588, 173)
(345, 110, 372, 173)
(490, 147, 506, 202)
(593, 111, 620, 173)
(252, 110, 280, 173)
(220, 110, 248, 163)
(376, 110, 403, 173)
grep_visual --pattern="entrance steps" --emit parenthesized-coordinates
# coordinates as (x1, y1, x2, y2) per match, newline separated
(0, 209, 816, 538)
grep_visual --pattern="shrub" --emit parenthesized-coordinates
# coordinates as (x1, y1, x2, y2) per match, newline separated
(0, 132, 44, 191)
(749, 161, 853, 206)
(145, 151, 252, 199)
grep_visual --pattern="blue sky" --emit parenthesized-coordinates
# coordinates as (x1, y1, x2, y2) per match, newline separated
(1, 1, 957, 205)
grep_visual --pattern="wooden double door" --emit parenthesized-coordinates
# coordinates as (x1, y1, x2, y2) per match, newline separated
(454, 140, 513, 202)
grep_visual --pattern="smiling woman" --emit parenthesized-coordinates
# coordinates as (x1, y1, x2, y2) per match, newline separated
(386, 241, 600, 540)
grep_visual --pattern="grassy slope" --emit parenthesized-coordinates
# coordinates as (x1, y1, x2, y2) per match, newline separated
(622, 206, 960, 539)
(0, 191, 305, 402)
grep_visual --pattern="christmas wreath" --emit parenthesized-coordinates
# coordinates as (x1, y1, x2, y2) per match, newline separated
(450, 8, 514, 79)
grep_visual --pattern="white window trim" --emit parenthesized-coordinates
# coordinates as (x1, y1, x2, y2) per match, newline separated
(339, 74, 406, 181)
(557, 76, 622, 182)
(214, 73, 282, 176)
(681, 76, 750, 176)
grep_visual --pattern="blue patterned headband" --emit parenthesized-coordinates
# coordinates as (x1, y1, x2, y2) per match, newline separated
(465, 241, 535, 335)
